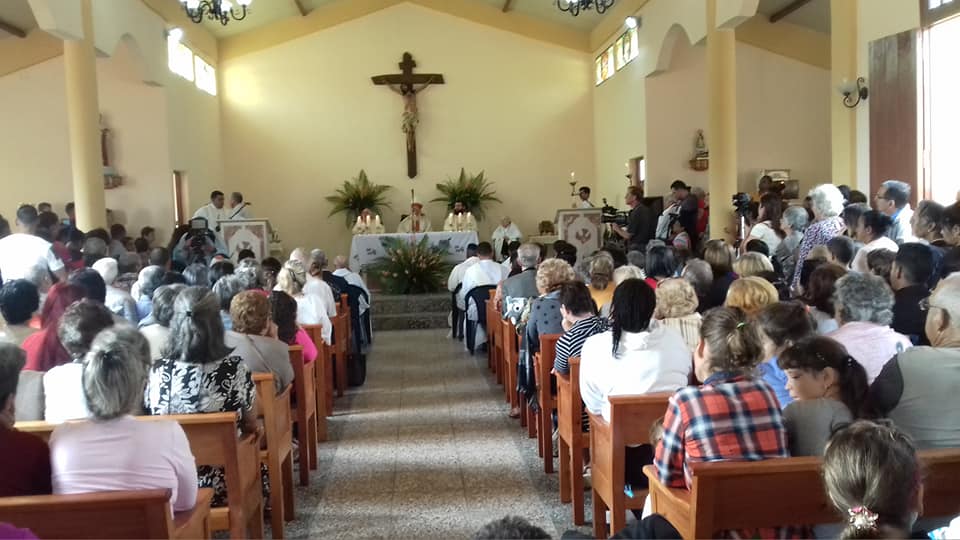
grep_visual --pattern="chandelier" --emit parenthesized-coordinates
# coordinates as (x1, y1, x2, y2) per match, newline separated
(180, 0, 252, 26)
(556, 0, 616, 16)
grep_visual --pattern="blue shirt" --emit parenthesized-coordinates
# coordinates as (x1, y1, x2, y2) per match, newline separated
(758, 356, 793, 408)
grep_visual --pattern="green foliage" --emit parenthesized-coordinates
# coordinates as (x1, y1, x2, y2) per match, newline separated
(367, 237, 452, 294)
(324, 170, 393, 227)
(431, 168, 501, 222)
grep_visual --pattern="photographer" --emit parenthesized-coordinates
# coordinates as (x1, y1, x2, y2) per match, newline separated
(611, 186, 653, 252)
(172, 217, 226, 266)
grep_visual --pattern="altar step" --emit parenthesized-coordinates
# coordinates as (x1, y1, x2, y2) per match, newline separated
(371, 293, 451, 331)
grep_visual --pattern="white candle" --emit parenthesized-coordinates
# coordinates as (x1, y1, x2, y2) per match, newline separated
(375, 215, 381, 224)
(356, 216, 362, 225)
(364, 215, 370, 226)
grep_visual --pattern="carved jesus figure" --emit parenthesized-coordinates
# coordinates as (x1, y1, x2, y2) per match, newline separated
(389, 83, 432, 152)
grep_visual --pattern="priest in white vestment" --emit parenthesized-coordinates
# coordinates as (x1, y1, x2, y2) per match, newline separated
(492, 217, 522, 262)
(332, 255, 371, 315)
(227, 192, 253, 220)
(443, 201, 477, 232)
(397, 199, 433, 233)
(459, 242, 507, 348)
(352, 209, 385, 235)
(192, 190, 228, 233)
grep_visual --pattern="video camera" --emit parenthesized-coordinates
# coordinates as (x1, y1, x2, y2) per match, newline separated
(732, 192, 752, 217)
(184, 217, 216, 263)
(600, 198, 629, 227)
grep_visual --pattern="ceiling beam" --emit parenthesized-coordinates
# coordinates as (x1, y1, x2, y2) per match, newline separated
(769, 0, 813, 23)
(293, 0, 309, 16)
(502, 0, 514, 13)
(0, 17, 27, 38)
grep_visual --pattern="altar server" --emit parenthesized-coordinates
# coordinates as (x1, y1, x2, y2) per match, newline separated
(492, 217, 522, 262)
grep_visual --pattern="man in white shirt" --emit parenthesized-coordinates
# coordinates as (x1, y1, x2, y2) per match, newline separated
(492, 217, 522, 262)
(289, 248, 337, 318)
(227, 192, 253, 220)
(576, 186, 595, 209)
(851, 210, 900, 274)
(447, 244, 479, 311)
(875, 180, 916, 244)
(459, 242, 508, 346)
(192, 190, 227, 234)
(332, 255, 370, 314)
(0, 205, 65, 282)
(397, 199, 432, 233)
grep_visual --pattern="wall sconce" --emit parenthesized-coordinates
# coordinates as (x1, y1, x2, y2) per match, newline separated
(839, 77, 869, 108)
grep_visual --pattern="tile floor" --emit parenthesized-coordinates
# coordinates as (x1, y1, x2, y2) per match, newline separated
(282, 329, 594, 539)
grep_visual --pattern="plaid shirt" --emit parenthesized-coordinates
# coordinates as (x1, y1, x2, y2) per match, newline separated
(655, 372, 798, 539)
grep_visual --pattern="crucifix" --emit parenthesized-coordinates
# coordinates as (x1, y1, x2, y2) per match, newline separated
(371, 52, 445, 179)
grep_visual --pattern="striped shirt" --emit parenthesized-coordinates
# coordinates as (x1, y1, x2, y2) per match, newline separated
(655, 372, 798, 539)
(553, 316, 609, 375)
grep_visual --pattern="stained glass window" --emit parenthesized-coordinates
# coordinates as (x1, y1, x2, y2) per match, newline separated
(194, 55, 217, 96)
(167, 36, 194, 82)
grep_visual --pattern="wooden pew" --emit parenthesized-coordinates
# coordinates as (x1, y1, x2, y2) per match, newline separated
(289, 345, 319, 486)
(17, 413, 264, 539)
(555, 356, 588, 525)
(534, 334, 561, 473)
(301, 323, 333, 435)
(486, 289, 500, 377)
(642, 449, 960, 540)
(332, 297, 350, 397)
(501, 319, 519, 408)
(589, 393, 672, 538)
(0, 488, 214, 540)
(252, 373, 295, 539)
(491, 308, 504, 385)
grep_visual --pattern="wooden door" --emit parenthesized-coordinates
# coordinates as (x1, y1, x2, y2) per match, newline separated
(869, 30, 920, 204)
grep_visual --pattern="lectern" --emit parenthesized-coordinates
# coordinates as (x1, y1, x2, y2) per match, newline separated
(220, 219, 272, 261)
(555, 208, 603, 265)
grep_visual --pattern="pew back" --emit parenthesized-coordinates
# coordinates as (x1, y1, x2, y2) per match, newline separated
(289, 345, 319, 485)
(252, 373, 294, 538)
(301, 323, 334, 421)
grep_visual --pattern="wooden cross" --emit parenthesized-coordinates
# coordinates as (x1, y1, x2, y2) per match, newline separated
(371, 52, 445, 179)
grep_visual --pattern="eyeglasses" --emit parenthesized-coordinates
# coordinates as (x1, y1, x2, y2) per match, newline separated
(919, 298, 947, 312)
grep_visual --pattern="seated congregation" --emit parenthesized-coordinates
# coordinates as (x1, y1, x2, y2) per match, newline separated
(454, 181, 960, 539)
(0, 202, 370, 538)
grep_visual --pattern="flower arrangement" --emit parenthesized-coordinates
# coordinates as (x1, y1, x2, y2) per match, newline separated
(367, 236, 453, 294)
(431, 168, 501, 222)
(325, 170, 393, 227)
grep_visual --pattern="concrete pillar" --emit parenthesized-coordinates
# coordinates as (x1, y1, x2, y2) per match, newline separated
(63, 0, 106, 231)
(707, 0, 738, 241)
(831, 0, 859, 186)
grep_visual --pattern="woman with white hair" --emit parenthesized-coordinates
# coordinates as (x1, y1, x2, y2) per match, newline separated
(791, 184, 846, 288)
(92, 258, 138, 324)
(827, 272, 912, 384)
(277, 259, 331, 329)
(50, 327, 198, 511)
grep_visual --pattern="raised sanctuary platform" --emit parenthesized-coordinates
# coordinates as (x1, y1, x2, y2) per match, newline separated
(371, 293, 451, 331)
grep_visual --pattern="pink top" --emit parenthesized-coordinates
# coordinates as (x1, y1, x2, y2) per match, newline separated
(294, 327, 318, 364)
(827, 321, 913, 384)
(50, 415, 198, 512)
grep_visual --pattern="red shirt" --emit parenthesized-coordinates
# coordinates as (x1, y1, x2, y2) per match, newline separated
(0, 427, 52, 497)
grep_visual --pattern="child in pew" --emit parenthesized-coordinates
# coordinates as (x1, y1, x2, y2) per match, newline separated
(652, 306, 803, 539)
(823, 420, 924, 539)
(778, 336, 868, 457)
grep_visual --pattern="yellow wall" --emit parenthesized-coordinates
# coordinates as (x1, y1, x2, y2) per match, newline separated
(220, 2, 594, 257)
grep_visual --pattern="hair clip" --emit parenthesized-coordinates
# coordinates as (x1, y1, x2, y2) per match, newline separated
(185, 309, 193, 317)
(736, 322, 747, 329)
(848, 506, 879, 531)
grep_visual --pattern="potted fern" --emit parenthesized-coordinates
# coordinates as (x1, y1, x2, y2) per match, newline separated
(431, 168, 501, 222)
(325, 170, 393, 227)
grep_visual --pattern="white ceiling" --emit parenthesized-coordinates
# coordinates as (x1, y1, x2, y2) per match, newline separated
(196, 0, 614, 38)
(756, 0, 830, 34)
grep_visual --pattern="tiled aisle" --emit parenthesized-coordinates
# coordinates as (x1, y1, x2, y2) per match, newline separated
(285, 329, 592, 539)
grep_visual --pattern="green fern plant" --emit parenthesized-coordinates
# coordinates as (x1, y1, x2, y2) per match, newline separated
(367, 236, 453, 294)
(431, 168, 501, 222)
(324, 170, 393, 227)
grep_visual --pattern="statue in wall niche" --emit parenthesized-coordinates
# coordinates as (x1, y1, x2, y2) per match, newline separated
(100, 114, 123, 189)
(694, 129, 709, 159)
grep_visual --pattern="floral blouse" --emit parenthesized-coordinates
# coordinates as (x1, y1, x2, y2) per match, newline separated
(144, 355, 255, 422)
(791, 216, 844, 288)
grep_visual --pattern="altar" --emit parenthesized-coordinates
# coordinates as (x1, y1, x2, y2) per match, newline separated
(349, 231, 479, 273)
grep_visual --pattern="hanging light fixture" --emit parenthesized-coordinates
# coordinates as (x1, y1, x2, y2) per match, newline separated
(556, 0, 616, 17)
(180, 0, 253, 26)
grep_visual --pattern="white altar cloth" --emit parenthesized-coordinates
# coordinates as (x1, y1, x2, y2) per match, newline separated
(349, 231, 480, 273)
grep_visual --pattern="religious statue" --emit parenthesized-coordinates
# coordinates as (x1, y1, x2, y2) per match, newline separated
(100, 114, 123, 189)
(372, 53, 445, 179)
(694, 129, 709, 159)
